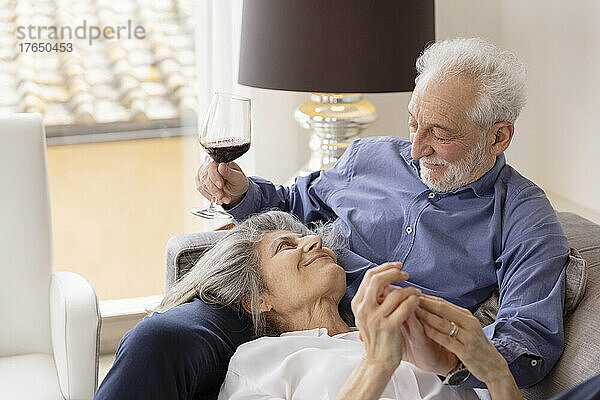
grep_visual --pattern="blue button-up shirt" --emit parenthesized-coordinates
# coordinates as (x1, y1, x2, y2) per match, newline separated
(228, 136, 569, 388)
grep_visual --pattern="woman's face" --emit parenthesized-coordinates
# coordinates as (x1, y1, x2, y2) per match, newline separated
(256, 230, 346, 316)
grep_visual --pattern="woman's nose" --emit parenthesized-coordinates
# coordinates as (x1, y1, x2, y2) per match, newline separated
(301, 235, 323, 252)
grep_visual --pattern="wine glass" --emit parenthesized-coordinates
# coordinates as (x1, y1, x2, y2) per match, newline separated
(191, 92, 251, 219)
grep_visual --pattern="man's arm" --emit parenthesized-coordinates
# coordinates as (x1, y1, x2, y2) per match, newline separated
(481, 184, 569, 388)
(224, 173, 334, 224)
(225, 139, 360, 224)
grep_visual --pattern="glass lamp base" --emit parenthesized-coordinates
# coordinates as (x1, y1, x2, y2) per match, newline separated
(190, 207, 233, 220)
(293, 92, 377, 172)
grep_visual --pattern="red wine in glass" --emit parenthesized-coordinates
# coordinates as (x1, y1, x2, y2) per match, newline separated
(191, 92, 252, 220)
(200, 137, 251, 164)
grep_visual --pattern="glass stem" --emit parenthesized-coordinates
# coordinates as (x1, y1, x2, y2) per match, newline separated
(208, 197, 217, 213)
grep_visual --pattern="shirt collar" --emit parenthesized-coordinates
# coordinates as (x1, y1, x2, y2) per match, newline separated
(464, 154, 505, 197)
(280, 328, 329, 337)
(279, 327, 358, 338)
(401, 145, 505, 198)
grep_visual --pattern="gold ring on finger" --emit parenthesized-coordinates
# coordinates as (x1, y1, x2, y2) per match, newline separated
(449, 321, 459, 338)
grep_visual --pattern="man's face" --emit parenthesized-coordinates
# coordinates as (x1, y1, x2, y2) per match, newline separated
(408, 74, 494, 192)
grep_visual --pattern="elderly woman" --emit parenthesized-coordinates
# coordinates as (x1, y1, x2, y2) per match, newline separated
(154, 210, 520, 400)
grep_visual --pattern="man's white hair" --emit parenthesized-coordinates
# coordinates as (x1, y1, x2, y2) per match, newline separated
(415, 37, 527, 130)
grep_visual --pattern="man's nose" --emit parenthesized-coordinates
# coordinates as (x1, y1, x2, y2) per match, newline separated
(301, 235, 323, 252)
(410, 129, 433, 160)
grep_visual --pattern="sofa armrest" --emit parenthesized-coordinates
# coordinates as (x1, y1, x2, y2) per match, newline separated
(50, 271, 101, 400)
(165, 231, 227, 292)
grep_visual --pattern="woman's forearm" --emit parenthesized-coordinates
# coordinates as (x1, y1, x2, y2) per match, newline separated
(336, 358, 396, 400)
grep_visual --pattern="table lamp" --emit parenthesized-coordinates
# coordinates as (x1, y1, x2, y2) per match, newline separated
(238, 0, 435, 175)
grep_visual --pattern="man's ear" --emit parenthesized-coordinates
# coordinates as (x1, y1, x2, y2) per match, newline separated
(489, 121, 514, 156)
(242, 295, 272, 315)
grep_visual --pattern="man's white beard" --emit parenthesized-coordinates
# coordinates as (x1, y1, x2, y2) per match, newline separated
(419, 138, 488, 193)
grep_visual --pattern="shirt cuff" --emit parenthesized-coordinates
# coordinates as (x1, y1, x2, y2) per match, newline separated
(223, 178, 262, 222)
(455, 338, 543, 389)
(491, 336, 540, 364)
(492, 337, 544, 388)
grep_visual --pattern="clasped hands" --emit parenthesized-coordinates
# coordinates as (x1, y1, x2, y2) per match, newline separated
(351, 262, 506, 384)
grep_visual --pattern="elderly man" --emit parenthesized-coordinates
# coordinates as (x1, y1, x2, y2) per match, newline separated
(196, 38, 569, 389)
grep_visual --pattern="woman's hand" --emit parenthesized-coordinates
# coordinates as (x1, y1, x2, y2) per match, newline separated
(336, 262, 420, 400)
(351, 262, 421, 370)
(400, 313, 458, 376)
(416, 294, 522, 399)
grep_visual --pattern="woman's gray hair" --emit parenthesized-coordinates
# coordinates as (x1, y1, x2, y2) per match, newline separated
(154, 210, 344, 337)
(415, 37, 527, 130)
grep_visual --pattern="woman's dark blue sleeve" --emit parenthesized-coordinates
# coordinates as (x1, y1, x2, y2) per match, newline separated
(94, 298, 252, 400)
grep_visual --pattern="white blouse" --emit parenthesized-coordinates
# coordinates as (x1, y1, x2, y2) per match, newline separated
(218, 328, 483, 400)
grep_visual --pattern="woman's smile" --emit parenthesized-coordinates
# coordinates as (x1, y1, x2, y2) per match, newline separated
(303, 253, 331, 267)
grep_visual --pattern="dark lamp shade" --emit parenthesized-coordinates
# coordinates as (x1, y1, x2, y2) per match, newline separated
(238, 0, 435, 93)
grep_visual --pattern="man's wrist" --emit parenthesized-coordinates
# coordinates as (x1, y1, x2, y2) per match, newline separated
(437, 358, 460, 381)
(485, 372, 522, 399)
(433, 354, 459, 378)
(480, 358, 515, 388)
(443, 357, 461, 377)
(442, 358, 471, 386)
(485, 372, 516, 388)
(222, 190, 247, 209)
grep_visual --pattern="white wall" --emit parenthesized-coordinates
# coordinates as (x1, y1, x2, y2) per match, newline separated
(243, 89, 310, 184)
(435, 0, 600, 223)
(362, 92, 413, 139)
(194, 0, 310, 186)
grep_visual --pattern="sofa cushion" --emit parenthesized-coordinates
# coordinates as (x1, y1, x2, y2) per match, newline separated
(165, 231, 226, 292)
(564, 248, 588, 313)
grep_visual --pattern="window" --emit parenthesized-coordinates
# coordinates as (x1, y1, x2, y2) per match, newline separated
(1, 0, 197, 143)
(2, 0, 206, 301)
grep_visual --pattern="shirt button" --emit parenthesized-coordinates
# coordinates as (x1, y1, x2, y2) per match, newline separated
(406, 226, 413, 234)
(531, 360, 538, 367)
(428, 192, 435, 199)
